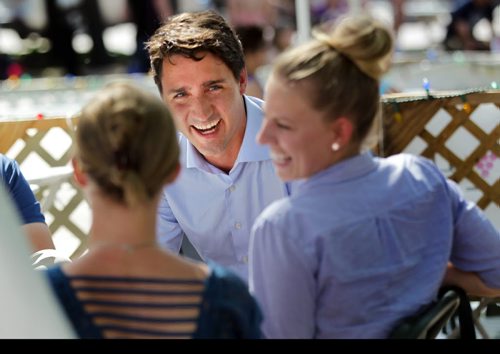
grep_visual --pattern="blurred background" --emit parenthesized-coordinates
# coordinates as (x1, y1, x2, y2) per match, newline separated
(0, 0, 499, 80)
(0, 0, 499, 337)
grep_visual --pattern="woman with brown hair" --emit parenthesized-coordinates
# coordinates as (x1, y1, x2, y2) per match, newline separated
(45, 82, 262, 339)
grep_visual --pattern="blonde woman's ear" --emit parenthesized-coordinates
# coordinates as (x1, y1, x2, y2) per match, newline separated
(331, 117, 354, 149)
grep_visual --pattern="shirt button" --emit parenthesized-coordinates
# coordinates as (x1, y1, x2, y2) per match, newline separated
(242, 256, 248, 264)
(234, 222, 242, 230)
(229, 185, 236, 192)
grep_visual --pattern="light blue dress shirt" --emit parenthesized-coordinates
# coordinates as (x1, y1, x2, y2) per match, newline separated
(157, 96, 289, 283)
(249, 151, 500, 338)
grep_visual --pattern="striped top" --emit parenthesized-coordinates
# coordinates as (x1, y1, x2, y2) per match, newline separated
(46, 263, 262, 339)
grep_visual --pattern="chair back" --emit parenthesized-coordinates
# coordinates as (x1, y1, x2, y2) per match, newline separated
(390, 288, 461, 339)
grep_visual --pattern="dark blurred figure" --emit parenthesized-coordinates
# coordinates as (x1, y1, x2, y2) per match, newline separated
(44, 0, 112, 75)
(127, 0, 177, 73)
(444, 0, 497, 51)
(80, 0, 113, 67)
(235, 25, 268, 98)
(44, 0, 80, 75)
(0, 55, 10, 80)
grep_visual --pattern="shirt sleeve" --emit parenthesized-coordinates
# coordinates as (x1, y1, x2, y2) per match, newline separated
(446, 178, 500, 288)
(2, 158, 45, 225)
(156, 190, 183, 253)
(249, 212, 316, 338)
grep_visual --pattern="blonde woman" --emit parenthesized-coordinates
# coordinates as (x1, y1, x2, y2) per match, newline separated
(249, 15, 500, 338)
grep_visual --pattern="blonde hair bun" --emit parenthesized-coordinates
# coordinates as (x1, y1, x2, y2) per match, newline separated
(315, 15, 394, 80)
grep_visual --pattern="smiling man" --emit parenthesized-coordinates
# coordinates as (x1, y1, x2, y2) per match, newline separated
(146, 10, 289, 283)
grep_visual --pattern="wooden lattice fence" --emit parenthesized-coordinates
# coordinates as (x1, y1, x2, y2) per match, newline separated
(381, 90, 499, 213)
(0, 116, 88, 259)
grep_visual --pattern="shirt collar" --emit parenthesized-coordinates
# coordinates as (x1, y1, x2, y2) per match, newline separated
(183, 95, 271, 171)
(296, 151, 377, 192)
(184, 138, 213, 171)
(236, 95, 270, 163)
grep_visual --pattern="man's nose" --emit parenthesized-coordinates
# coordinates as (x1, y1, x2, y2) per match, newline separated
(190, 96, 213, 119)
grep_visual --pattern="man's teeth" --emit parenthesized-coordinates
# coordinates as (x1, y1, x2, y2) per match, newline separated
(193, 120, 220, 131)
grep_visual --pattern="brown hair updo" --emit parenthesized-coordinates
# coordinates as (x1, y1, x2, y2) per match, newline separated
(75, 82, 179, 207)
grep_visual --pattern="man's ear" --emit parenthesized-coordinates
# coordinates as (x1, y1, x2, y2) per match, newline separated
(71, 158, 87, 187)
(239, 67, 248, 95)
(164, 162, 181, 185)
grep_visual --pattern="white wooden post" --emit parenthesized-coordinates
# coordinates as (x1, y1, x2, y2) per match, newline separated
(295, 0, 311, 45)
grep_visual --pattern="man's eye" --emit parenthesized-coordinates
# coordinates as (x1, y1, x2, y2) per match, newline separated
(208, 85, 222, 91)
(173, 92, 186, 99)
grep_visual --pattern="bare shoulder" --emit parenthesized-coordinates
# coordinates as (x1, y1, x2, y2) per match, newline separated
(171, 253, 210, 280)
(63, 247, 210, 281)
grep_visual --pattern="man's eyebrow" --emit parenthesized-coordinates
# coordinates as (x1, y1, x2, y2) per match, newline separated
(167, 87, 187, 94)
(166, 79, 227, 94)
(203, 79, 226, 87)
